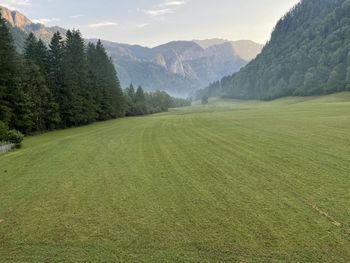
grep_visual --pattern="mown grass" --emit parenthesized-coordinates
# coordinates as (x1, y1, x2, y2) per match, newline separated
(0, 92, 350, 262)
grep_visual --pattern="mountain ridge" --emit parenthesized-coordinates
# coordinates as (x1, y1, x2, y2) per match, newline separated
(194, 39, 264, 61)
(0, 5, 263, 96)
(93, 39, 261, 96)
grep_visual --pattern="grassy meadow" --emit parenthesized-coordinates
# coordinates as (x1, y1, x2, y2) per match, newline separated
(0, 92, 350, 262)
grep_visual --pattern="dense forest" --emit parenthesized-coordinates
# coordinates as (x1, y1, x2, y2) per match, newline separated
(196, 0, 350, 100)
(0, 12, 190, 143)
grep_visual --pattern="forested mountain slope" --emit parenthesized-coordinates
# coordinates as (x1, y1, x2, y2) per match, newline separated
(197, 0, 350, 100)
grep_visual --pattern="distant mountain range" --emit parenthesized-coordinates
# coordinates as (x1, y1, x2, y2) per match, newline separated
(0, 5, 263, 97)
(93, 39, 263, 96)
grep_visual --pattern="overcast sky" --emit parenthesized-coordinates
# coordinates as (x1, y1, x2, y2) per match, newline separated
(0, 0, 300, 47)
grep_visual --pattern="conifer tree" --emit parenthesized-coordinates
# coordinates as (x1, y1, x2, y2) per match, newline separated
(63, 30, 91, 126)
(135, 86, 146, 115)
(135, 86, 146, 103)
(106, 56, 125, 118)
(48, 32, 65, 104)
(86, 40, 125, 120)
(0, 12, 32, 133)
(126, 84, 136, 102)
(23, 34, 60, 131)
(0, 12, 16, 125)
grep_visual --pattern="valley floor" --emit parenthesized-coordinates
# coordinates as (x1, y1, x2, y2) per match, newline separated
(1, 92, 350, 262)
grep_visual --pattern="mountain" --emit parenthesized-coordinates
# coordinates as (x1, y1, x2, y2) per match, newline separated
(197, 0, 350, 100)
(0, 5, 263, 97)
(0, 5, 66, 47)
(194, 39, 263, 61)
(93, 39, 259, 97)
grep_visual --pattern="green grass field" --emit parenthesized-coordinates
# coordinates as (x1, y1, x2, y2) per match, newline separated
(1, 92, 350, 262)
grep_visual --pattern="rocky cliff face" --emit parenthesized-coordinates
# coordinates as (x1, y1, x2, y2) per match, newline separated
(95, 39, 251, 96)
(0, 5, 66, 44)
(1, 7, 32, 28)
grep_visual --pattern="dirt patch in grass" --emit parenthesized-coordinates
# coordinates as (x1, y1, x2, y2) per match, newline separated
(311, 204, 341, 227)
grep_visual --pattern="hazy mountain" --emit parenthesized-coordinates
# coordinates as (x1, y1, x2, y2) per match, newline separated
(197, 0, 350, 100)
(93, 39, 253, 96)
(98, 38, 262, 96)
(1, 5, 263, 97)
(194, 39, 264, 61)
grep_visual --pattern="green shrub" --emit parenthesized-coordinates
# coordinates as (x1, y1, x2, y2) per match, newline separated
(6, 130, 24, 146)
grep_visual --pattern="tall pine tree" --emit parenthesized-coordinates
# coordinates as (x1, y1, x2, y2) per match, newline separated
(23, 33, 60, 131)
(0, 12, 16, 125)
(63, 30, 94, 126)
(0, 12, 32, 133)
(48, 32, 65, 115)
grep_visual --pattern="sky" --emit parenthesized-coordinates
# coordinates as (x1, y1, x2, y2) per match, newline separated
(0, 0, 300, 47)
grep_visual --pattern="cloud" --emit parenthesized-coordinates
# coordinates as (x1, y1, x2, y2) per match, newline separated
(0, 0, 31, 9)
(161, 1, 186, 7)
(10, 0, 30, 5)
(32, 17, 60, 24)
(69, 14, 85, 19)
(140, 0, 187, 18)
(143, 8, 173, 16)
(88, 21, 119, 28)
(137, 23, 149, 28)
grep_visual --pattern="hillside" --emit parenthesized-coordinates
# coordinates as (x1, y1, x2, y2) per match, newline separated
(1, 93, 350, 262)
(197, 0, 350, 100)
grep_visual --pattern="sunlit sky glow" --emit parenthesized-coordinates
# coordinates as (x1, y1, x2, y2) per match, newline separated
(0, 0, 300, 47)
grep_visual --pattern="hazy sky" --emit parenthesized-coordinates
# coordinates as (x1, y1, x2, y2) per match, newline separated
(0, 0, 300, 47)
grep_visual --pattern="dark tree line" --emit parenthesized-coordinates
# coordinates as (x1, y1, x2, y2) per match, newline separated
(0, 12, 190, 142)
(124, 84, 191, 116)
(197, 0, 350, 100)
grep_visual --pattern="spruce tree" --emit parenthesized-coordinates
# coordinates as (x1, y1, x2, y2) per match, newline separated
(86, 40, 125, 120)
(0, 12, 15, 125)
(124, 84, 136, 116)
(0, 12, 32, 133)
(63, 30, 91, 126)
(36, 39, 50, 76)
(24, 33, 49, 76)
(106, 56, 125, 118)
(86, 42, 103, 120)
(23, 33, 60, 131)
(135, 86, 146, 103)
(48, 32, 65, 117)
(126, 84, 136, 102)
(135, 86, 146, 115)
